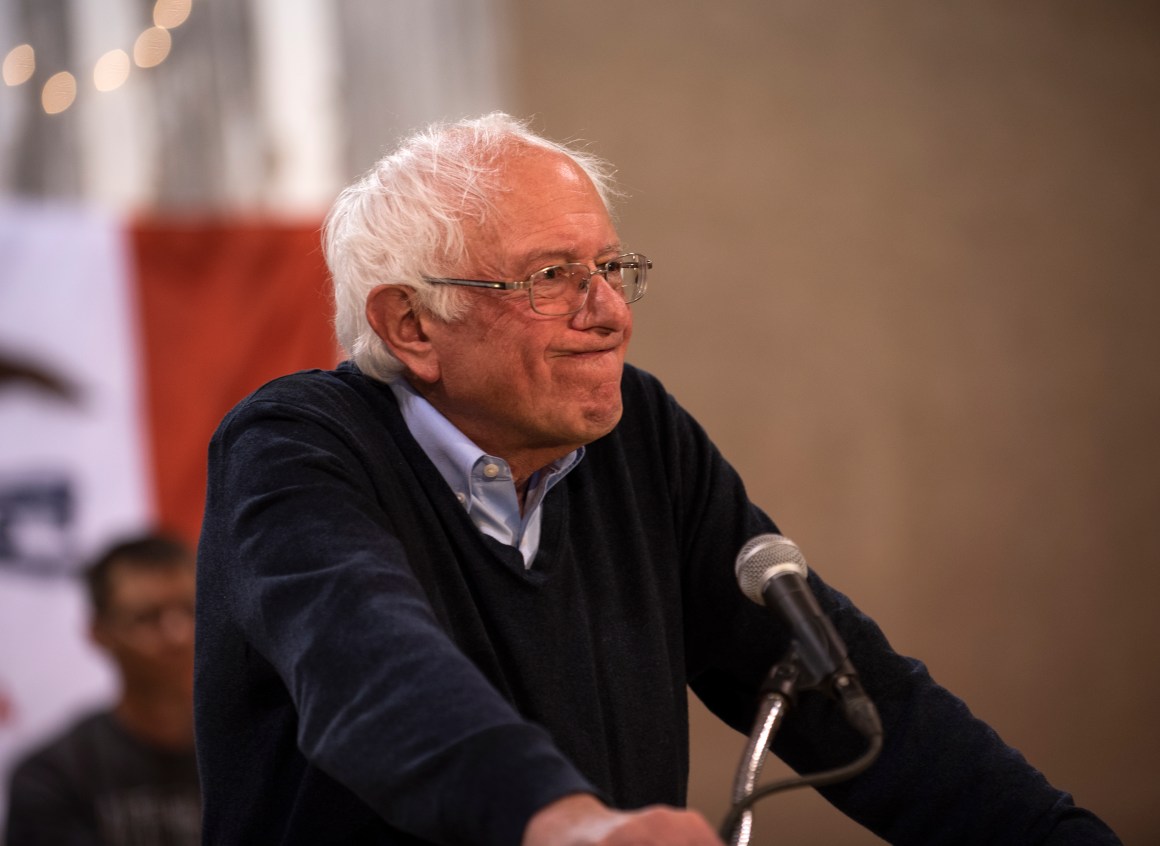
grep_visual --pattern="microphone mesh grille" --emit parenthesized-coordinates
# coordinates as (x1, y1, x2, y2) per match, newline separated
(734, 534, 808, 604)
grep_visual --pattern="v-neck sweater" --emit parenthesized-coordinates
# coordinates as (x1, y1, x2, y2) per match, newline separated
(194, 362, 1119, 845)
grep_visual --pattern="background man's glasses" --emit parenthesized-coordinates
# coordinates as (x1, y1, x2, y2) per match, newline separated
(424, 253, 651, 316)
(105, 601, 195, 638)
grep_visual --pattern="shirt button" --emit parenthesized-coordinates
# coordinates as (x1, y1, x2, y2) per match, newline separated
(483, 463, 500, 478)
(455, 492, 467, 504)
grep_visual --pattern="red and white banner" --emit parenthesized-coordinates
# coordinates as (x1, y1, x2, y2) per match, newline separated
(0, 202, 338, 822)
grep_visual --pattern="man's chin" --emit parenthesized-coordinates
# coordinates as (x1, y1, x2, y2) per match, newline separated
(580, 400, 624, 442)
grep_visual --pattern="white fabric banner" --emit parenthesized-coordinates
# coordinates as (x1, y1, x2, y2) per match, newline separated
(0, 201, 154, 826)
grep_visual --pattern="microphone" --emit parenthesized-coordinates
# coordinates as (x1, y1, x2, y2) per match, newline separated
(735, 533, 882, 739)
(722, 534, 883, 846)
(735, 533, 852, 688)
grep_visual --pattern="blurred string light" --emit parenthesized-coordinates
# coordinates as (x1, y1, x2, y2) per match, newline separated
(1, 0, 194, 114)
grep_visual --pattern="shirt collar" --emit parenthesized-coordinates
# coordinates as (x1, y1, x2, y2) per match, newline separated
(387, 378, 584, 513)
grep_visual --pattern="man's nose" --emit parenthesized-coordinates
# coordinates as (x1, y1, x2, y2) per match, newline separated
(159, 606, 195, 644)
(573, 274, 630, 328)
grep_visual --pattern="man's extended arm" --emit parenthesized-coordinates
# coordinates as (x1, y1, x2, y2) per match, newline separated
(197, 382, 594, 844)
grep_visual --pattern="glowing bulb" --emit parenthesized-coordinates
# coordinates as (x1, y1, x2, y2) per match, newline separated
(154, 0, 193, 30)
(42, 71, 77, 114)
(134, 26, 172, 68)
(3, 44, 35, 86)
(93, 49, 131, 92)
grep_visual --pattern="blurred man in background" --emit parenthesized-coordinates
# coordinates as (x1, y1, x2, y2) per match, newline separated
(5, 532, 200, 845)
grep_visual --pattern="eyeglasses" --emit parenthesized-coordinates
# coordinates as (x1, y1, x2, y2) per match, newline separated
(105, 600, 195, 638)
(423, 253, 651, 316)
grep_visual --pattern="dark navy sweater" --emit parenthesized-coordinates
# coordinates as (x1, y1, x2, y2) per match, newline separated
(194, 362, 1119, 845)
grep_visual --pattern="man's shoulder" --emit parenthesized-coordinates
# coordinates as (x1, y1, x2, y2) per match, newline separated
(9, 710, 114, 782)
(241, 361, 377, 404)
(611, 364, 719, 464)
(619, 363, 687, 425)
(620, 362, 668, 405)
(219, 362, 396, 430)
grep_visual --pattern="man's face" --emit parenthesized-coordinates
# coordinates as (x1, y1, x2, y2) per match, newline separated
(92, 561, 196, 697)
(416, 148, 633, 464)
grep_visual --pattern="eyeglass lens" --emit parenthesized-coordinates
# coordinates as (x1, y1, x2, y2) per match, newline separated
(530, 256, 647, 315)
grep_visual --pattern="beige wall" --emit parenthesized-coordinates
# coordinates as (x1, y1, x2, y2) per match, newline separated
(507, 1, 1160, 842)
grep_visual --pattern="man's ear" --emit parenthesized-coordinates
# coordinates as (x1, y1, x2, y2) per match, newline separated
(365, 285, 440, 384)
(90, 618, 112, 651)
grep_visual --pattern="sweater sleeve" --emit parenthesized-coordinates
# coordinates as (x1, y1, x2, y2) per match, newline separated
(196, 384, 594, 845)
(627, 370, 1122, 845)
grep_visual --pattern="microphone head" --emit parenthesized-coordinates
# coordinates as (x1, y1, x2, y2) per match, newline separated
(734, 534, 809, 605)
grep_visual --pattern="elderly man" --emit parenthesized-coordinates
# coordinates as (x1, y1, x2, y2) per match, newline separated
(194, 114, 1120, 845)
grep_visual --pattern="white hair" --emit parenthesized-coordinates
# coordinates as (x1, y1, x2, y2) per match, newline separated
(323, 112, 621, 382)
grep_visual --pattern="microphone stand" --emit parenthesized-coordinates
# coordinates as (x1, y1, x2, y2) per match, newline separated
(725, 656, 801, 846)
(720, 653, 885, 846)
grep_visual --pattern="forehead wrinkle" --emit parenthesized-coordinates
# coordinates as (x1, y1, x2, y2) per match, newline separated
(460, 149, 620, 280)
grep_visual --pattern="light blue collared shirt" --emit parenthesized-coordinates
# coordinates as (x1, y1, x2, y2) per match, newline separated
(389, 379, 583, 569)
